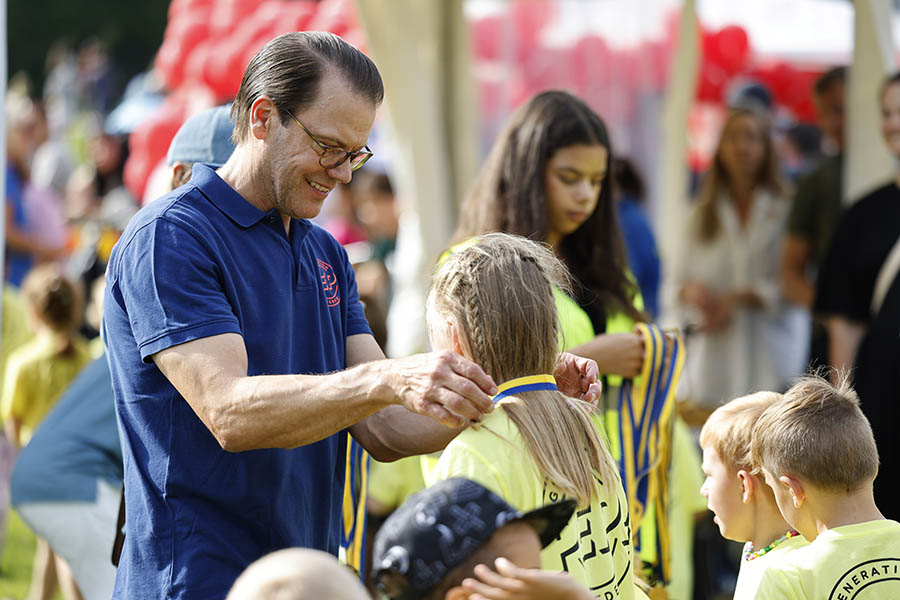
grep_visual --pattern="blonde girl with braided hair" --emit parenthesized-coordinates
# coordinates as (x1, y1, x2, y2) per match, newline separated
(427, 233, 638, 599)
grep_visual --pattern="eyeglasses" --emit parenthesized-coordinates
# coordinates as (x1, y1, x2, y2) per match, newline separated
(285, 110, 373, 171)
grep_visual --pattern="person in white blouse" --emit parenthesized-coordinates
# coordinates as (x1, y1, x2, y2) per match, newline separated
(668, 108, 809, 410)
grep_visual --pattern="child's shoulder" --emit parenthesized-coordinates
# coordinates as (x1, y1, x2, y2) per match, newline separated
(450, 406, 525, 460)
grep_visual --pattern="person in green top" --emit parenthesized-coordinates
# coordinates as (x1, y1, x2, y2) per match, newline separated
(454, 90, 647, 380)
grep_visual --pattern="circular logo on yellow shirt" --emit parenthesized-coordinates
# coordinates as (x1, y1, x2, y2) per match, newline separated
(829, 558, 900, 599)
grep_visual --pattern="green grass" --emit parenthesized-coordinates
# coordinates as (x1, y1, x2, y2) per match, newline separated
(0, 511, 62, 600)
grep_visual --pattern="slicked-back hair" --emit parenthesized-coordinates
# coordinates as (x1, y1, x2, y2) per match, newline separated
(455, 90, 644, 327)
(751, 373, 879, 493)
(428, 233, 620, 507)
(231, 31, 383, 144)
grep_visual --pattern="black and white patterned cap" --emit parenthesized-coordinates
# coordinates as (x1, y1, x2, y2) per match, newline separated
(371, 478, 576, 600)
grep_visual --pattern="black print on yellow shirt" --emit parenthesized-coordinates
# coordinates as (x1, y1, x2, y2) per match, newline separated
(828, 558, 900, 599)
(550, 493, 631, 599)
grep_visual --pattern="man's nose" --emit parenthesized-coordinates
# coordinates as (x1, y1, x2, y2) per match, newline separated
(326, 160, 353, 185)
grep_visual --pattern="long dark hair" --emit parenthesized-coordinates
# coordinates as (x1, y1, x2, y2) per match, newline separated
(455, 90, 643, 328)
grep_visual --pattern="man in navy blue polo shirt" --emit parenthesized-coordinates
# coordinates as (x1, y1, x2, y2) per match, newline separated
(103, 31, 601, 599)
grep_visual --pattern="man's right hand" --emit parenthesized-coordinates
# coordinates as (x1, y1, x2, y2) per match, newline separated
(387, 351, 497, 428)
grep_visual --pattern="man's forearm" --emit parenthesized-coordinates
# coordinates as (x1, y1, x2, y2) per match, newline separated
(353, 405, 467, 461)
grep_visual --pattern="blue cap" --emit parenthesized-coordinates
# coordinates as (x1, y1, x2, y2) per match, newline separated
(166, 105, 236, 168)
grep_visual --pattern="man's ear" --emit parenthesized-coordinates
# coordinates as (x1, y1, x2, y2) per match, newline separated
(779, 474, 806, 508)
(444, 586, 470, 600)
(737, 469, 756, 504)
(249, 96, 277, 141)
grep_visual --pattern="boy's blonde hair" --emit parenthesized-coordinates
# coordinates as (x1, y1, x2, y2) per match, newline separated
(699, 391, 782, 471)
(751, 373, 879, 492)
(428, 233, 618, 507)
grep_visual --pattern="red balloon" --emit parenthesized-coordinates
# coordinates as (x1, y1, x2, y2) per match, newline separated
(206, 39, 247, 100)
(209, 0, 259, 38)
(307, 0, 354, 37)
(697, 60, 729, 103)
(523, 45, 572, 95)
(283, 1, 317, 31)
(511, 0, 556, 62)
(123, 150, 151, 201)
(155, 16, 211, 91)
(571, 35, 611, 97)
(125, 109, 184, 200)
(168, 0, 213, 23)
(713, 25, 750, 74)
(472, 15, 505, 62)
(183, 39, 216, 88)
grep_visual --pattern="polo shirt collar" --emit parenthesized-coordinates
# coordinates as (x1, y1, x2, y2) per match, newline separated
(191, 163, 269, 228)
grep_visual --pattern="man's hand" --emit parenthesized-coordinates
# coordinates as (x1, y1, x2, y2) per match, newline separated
(554, 352, 602, 404)
(462, 557, 593, 600)
(387, 350, 497, 428)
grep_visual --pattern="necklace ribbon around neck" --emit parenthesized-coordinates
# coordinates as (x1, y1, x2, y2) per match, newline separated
(492, 374, 558, 403)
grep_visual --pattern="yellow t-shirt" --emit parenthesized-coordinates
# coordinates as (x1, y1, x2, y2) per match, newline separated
(1, 333, 93, 445)
(733, 533, 807, 600)
(367, 455, 426, 515)
(755, 520, 900, 599)
(430, 407, 637, 599)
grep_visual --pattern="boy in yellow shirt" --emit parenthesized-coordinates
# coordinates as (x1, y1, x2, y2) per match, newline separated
(751, 374, 900, 599)
(699, 392, 808, 599)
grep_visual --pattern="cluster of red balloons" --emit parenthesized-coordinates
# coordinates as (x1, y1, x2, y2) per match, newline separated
(125, 0, 363, 201)
(127, 2, 828, 201)
(471, 7, 823, 132)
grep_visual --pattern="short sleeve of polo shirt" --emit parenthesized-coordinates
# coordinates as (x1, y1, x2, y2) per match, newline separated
(111, 216, 241, 361)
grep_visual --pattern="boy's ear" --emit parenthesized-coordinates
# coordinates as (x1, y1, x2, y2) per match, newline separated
(737, 469, 756, 504)
(779, 474, 806, 508)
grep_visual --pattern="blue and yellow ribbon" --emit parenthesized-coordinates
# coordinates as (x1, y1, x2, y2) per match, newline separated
(617, 323, 685, 584)
(492, 374, 558, 403)
(340, 434, 369, 580)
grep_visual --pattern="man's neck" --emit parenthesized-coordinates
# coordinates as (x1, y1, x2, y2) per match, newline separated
(809, 486, 885, 540)
(216, 146, 271, 214)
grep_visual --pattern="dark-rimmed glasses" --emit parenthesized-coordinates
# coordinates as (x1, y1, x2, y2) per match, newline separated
(285, 109, 373, 171)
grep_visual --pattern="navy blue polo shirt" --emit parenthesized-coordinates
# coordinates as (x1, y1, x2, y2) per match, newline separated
(103, 164, 371, 599)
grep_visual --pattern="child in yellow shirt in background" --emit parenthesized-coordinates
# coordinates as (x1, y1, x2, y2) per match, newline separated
(2, 264, 92, 450)
(699, 392, 807, 600)
(751, 374, 900, 599)
(424, 233, 643, 599)
(2, 265, 93, 599)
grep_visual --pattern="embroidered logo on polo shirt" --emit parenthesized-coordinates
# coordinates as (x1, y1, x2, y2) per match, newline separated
(317, 259, 341, 307)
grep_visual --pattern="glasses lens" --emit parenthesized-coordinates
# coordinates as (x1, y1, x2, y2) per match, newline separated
(349, 152, 371, 171)
(319, 149, 348, 169)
